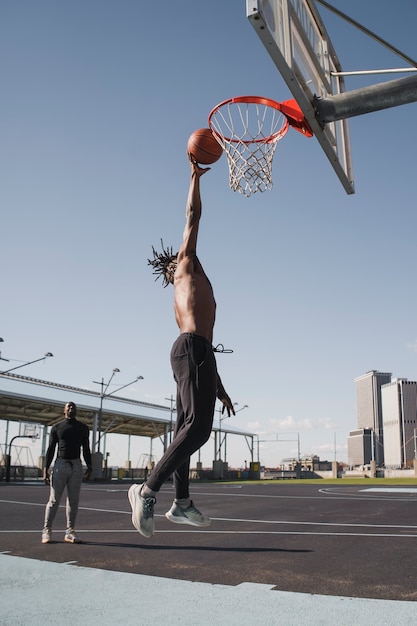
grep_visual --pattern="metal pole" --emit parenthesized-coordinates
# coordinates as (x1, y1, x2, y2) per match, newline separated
(94, 371, 142, 454)
(315, 0, 417, 68)
(97, 378, 104, 453)
(1, 352, 53, 374)
(370, 430, 375, 462)
(4, 420, 9, 458)
(315, 74, 417, 123)
(92, 413, 98, 452)
(165, 395, 175, 445)
(170, 398, 174, 444)
(218, 408, 222, 461)
(399, 382, 406, 468)
(41, 425, 48, 458)
(224, 429, 227, 463)
(6, 435, 29, 482)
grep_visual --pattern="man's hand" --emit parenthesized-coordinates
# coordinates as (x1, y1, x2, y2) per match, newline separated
(219, 394, 235, 417)
(188, 153, 211, 177)
(217, 376, 235, 418)
(83, 467, 92, 481)
(43, 469, 50, 486)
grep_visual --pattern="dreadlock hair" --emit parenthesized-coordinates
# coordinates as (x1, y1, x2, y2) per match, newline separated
(147, 239, 178, 288)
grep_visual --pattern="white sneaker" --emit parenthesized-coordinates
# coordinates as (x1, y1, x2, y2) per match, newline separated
(64, 529, 81, 543)
(41, 528, 51, 544)
(165, 500, 211, 527)
(128, 483, 156, 538)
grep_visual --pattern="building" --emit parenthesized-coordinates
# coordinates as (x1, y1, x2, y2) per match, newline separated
(347, 428, 373, 468)
(348, 370, 417, 469)
(381, 379, 417, 468)
(351, 370, 391, 466)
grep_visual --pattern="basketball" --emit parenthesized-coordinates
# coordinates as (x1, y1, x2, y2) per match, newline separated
(187, 128, 223, 165)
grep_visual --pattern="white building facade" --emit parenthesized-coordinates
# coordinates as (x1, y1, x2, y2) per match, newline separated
(381, 379, 417, 468)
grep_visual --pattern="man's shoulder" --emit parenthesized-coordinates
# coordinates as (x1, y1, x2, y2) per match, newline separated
(72, 418, 88, 429)
(177, 247, 197, 263)
(77, 420, 90, 433)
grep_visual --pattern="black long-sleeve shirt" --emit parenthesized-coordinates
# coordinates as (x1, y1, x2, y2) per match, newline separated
(45, 418, 92, 470)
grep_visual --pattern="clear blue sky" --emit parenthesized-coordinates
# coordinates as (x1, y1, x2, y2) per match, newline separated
(1, 1, 417, 469)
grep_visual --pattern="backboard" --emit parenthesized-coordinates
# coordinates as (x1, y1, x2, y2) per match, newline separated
(19, 423, 41, 439)
(247, 0, 355, 194)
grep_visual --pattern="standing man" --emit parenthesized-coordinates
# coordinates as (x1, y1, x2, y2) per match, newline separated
(128, 156, 235, 538)
(42, 401, 92, 544)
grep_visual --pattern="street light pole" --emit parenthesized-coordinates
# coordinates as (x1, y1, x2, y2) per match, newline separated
(93, 369, 119, 454)
(93, 370, 144, 453)
(0, 338, 9, 363)
(1, 352, 53, 374)
(216, 407, 223, 461)
(165, 395, 176, 445)
(218, 403, 248, 462)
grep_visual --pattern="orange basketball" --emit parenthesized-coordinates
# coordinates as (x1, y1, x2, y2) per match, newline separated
(187, 128, 223, 165)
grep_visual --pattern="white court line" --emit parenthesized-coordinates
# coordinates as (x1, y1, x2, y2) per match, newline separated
(0, 499, 45, 507)
(1, 528, 417, 538)
(2, 498, 417, 529)
(361, 488, 417, 493)
(87, 487, 376, 502)
(212, 517, 417, 529)
(318, 487, 417, 501)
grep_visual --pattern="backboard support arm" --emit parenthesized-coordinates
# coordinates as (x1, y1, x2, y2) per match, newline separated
(314, 73, 417, 123)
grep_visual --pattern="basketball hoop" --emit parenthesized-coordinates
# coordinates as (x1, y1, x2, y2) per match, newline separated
(208, 96, 312, 197)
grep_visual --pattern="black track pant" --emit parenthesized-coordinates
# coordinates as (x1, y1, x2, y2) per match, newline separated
(146, 333, 217, 499)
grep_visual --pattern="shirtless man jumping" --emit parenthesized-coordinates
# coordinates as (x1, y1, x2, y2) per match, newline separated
(128, 157, 235, 538)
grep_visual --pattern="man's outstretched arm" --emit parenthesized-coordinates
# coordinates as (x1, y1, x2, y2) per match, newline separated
(179, 156, 210, 259)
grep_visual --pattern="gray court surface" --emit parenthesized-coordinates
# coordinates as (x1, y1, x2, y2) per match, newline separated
(1, 481, 417, 625)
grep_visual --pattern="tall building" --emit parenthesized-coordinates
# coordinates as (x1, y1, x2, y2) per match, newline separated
(353, 370, 391, 466)
(381, 379, 417, 468)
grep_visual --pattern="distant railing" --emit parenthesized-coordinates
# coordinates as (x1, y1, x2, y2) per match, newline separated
(262, 470, 297, 480)
(0, 465, 42, 482)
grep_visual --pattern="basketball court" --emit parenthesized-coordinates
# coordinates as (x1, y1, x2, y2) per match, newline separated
(1, 481, 417, 624)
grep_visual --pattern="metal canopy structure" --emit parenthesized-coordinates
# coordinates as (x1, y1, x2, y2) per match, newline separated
(0, 389, 171, 440)
(0, 372, 175, 442)
(0, 373, 256, 462)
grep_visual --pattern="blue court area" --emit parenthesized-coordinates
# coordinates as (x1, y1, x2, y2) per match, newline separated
(1, 481, 416, 624)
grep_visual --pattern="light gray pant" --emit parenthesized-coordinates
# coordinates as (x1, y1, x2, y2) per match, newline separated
(44, 458, 83, 531)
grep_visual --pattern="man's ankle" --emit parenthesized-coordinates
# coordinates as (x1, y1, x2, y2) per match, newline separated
(141, 484, 157, 499)
(175, 497, 191, 509)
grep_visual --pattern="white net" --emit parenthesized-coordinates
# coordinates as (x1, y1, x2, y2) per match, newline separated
(209, 97, 289, 197)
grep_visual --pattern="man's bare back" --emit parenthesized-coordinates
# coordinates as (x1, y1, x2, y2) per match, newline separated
(174, 254, 216, 343)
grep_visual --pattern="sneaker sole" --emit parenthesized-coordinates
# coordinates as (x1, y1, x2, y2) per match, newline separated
(128, 484, 141, 531)
(128, 484, 154, 538)
(64, 537, 82, 544)
(165, 511, 211, 527)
